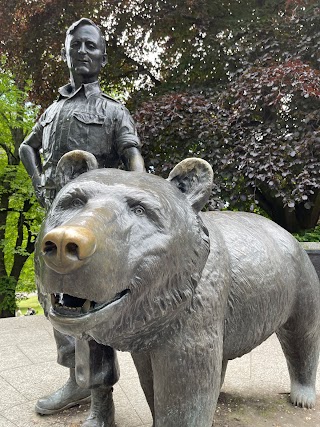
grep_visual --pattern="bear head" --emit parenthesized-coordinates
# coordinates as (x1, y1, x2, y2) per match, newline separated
(36, 150, 212, 351)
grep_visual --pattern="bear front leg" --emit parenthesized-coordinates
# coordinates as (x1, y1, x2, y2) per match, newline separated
(131, 351, 155, 421)
(151, 340, 223, 427)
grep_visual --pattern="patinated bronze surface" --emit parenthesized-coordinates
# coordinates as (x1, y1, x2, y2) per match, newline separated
(19, 18, 144, 210)
(19, 18, 144, 427)
(36, 150, 320, 427)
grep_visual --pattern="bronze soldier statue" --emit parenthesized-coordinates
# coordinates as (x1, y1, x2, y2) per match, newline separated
(19, 18, 145, 427)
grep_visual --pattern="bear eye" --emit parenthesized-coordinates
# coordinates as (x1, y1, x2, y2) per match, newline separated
(71, 198, 85, 208)
(131, 205, 145, 216)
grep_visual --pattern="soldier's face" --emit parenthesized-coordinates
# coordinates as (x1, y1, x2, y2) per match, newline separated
(64, 25, 106, 82)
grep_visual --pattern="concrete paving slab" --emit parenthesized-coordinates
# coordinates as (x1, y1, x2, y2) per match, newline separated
(0, 376, 28, 413)
(0, 345, 34, 372)
(217, 335, 320, 426)
(0, 315, 319, 427)
(0, 414, 17, 427)
(1, 361, 67, 401)
(214, 391, 320, 427)
(17, 340, 57, 364)
(0, 327, 52, 348)
(2, 400, 91, 427)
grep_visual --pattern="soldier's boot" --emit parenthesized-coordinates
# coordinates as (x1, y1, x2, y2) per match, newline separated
(35, 368, 91, 415)
(81, 386, 115, 427)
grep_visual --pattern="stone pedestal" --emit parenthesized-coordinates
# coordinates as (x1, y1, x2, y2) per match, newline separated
(300, 242, 320, 279)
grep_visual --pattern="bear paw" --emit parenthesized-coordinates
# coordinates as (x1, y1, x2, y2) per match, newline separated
(290, 383, 316, 409)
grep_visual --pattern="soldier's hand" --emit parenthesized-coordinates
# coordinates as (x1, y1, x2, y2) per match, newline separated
(34, 184, 46, 208)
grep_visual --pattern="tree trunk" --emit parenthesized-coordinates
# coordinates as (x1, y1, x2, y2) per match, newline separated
(0, 277, 17, 318)
(296, 190, 320, 231)
(0, 201, 16, 316)
(255, 185, 320, 233)
(0, 188, 13, 317)
(10, 199, 35, 280)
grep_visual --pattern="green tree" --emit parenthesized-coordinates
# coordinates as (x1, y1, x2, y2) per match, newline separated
(0, 62, 43, 317)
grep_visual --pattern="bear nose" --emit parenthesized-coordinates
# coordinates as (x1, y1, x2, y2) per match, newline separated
(41, 226, 97, 274)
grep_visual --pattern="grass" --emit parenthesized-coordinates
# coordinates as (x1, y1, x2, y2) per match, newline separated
(293, 224, 320, 242)
(17, 295, 44, 316)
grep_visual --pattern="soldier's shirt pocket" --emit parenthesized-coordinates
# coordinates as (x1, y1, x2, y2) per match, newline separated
(69, 112, 108, 154)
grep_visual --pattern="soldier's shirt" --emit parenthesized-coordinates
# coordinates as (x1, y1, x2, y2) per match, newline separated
(32, 81, 141, 188)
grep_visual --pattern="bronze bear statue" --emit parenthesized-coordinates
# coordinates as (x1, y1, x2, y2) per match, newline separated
(36, 150, 320, 427)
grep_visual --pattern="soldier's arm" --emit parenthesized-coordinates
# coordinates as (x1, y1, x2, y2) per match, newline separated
(19, 130, 45, 206)
(115, 106, 145, 172)
(121, 147, 145, 172)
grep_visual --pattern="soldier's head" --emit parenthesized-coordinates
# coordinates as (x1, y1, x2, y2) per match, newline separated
(62, 18, 107, 86)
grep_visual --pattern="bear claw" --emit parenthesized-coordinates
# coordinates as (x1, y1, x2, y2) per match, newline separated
(290, 384, 316, 409)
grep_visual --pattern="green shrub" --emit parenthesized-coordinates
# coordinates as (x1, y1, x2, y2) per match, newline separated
(293, 224, 320, 242)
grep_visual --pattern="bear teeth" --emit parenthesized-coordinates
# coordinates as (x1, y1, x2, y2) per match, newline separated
(50, 290, 130, 317)
(51, 293, 93, 316)
(81, 299, 91, 313)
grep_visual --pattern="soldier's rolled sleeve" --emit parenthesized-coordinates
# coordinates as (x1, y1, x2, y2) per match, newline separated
(28, 118, 44, 146)
(115, 106, 141, 156)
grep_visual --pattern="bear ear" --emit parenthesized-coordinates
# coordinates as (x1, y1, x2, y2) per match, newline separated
(55, 150, 99, 191)
(167, 158, 213, 212)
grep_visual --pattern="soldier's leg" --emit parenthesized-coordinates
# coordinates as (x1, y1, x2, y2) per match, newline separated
(36, 293, 118, 426)
(75, 339, 120, 427)
(35, 254, 92, 415)
(35, 329, 91, 415)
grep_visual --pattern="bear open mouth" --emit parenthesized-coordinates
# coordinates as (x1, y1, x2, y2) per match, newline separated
(51, 290, 130, 317)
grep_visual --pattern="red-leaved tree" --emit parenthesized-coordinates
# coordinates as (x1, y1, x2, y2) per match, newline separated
(135, 1, 320, 232)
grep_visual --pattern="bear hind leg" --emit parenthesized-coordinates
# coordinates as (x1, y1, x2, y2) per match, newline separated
(276, 322, 320, 409)
(220, 359, 228, 388)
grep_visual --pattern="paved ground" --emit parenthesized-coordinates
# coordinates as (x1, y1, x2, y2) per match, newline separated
(1, 315, 320, 427)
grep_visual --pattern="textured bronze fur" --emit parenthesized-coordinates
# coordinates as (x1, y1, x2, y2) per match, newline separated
(36, 151, 320, 427)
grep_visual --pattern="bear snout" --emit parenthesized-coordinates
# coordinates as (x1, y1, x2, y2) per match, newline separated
(41, 225, 97, 274)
